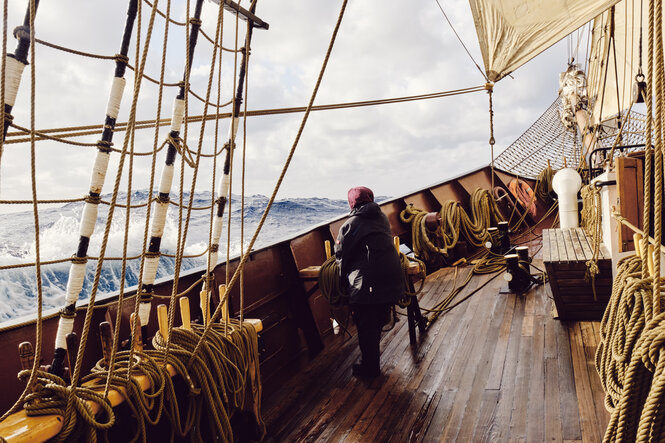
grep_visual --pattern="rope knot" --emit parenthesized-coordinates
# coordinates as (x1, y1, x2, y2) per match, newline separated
(139, 289, 154, 302)
(96, 139, 113, 153)
(13, 25, 30, 42)
(59, 306, 77, 318)
(84, 194, 101, 205)
(70, 256, 88, 265)
(113, 53, 130, 65)
(156, 193, 170, 204)
(167, 134, 196, 168)
(189, 18, 202, 27)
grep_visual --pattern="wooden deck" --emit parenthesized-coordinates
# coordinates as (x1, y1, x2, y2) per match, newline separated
(262, 245, 610, 442)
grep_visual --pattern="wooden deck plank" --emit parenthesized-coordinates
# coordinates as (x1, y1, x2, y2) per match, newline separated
(575, 227, 595, 260)
(562, 229, 578, 261)
(542, 230, 550, 262)
(263, 242, 609, 443)
(580, 321, 610, 437)
(488, 294, 525, 440)
(569, 322, 603, 443)
(558, 322, 583, 440)
(556, 229, 569, 262)
(485, 296, 517, 390)
(455, 289, 511, 442)
(526, 316, 545, 442)
(568, 228, 586, 261)
(545, 357, 564, 442)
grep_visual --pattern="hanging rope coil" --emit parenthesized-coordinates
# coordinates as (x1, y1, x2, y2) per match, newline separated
(534, 164, 554, 205)
(151, 320, 265, 442)
(18, 369, 115, 442)
(319, 256, 344, 308)
(318, 252, 427, 309)
(399, 188, 504, 261)
(581, 183, 603, 301)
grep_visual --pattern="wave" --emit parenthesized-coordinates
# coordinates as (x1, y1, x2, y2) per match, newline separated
(0, 192, 350, 321)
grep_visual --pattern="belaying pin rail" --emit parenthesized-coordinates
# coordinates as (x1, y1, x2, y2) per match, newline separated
(209, 0, 269, 29)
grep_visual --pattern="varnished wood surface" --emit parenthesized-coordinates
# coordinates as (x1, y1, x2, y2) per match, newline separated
(262, 242, 610, 442)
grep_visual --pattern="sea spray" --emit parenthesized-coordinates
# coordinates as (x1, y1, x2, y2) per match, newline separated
(0, 191, 353, 321)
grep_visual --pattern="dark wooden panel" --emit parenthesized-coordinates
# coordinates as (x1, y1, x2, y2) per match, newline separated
(429, 181, 467, 207)
(616, 156, 644, 252)
(403, 189, 440, 213)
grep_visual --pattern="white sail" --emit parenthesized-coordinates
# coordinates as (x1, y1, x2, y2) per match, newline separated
(469, 0, 622, 82)
(587, 0, 650, 125)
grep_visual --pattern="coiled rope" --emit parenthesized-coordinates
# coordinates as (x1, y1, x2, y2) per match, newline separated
(534, 164, 554, 205)
(399, 188, 504, 261)
(317, 252, 426, 309)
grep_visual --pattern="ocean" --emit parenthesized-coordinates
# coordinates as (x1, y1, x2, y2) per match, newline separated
(0, 191, 360, 322)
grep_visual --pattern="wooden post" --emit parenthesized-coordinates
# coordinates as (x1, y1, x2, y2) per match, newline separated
(179, 297, 191, 331)
(393, 236, 400, 252)
(634, 233, 643, 258)
(65, 333, 78, 379)
(157, 304, 169, 342)
(130, 313, 143, 352)
(18, 342, 34, 371)
(324, 240, 331, 259)
(99, 322, 114, 367)
(219, 284, 230, 324)
(200, 289, 210, 326)
(648, 244, 655, 277)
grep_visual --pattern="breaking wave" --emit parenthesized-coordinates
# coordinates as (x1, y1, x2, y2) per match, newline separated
(0, 191, 351, 322)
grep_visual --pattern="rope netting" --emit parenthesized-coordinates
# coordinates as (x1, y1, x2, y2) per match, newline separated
(494, 97, 647, 179)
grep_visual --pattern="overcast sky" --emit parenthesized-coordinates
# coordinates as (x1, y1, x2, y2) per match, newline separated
(0, 0, 581, 210)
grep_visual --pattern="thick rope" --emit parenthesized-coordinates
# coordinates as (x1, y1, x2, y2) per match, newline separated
(399, 188, 504, 261)
(581, 183, 603, 301)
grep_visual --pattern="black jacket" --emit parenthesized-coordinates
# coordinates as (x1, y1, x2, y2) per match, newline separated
(334, 202, 404, 305)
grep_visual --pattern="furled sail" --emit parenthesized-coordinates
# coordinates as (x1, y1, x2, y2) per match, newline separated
(469, 0, 622, 82)
(586, 0, 649, 125)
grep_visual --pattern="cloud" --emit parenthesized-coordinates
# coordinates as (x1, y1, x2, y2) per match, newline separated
(1, 0, 573, 211)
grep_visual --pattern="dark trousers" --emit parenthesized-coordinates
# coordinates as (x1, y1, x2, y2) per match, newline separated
(351, 303, 391, 372)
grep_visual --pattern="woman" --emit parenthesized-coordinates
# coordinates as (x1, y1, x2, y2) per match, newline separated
(335, 186, 404, 377)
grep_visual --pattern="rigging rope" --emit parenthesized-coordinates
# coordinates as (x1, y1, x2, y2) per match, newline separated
(2, 86, 487, 145)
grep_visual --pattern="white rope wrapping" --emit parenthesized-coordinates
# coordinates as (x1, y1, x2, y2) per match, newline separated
(141, 255, 160, 285)
(228, 116, 240, 140)
(65, 262, 87, 305)
(3, 56, 25, 107)
(79, 202, 98, 238)
(159, 164, 174, 194)
(139, 302, 151, 326)
(105, 77, 126, 119)
(212, 215, 224, 243)
(206, 251, 218, 274)
(218, 174, 230, 198)
(171, 98, 185, 132)
(89, 151, 110, 194)
(151, 201, 169, 237)
(54, 317, 75, 350)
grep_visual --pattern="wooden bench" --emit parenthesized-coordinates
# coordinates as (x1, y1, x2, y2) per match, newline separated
(542, 228, 613, 320)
